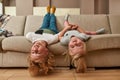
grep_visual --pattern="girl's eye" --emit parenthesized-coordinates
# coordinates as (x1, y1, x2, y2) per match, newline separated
(33, 45, 37, 47)
(36, 53, 40, 54)
(76, 45, 80, 47)
(77, 44, 83, 48)
(31, 52, 40, 54)
(31, 52, 35, 54)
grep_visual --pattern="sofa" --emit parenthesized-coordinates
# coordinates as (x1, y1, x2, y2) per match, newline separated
(0, 15, 120, 68)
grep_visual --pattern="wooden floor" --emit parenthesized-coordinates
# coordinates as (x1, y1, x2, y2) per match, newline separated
(0, 67, 120, 80)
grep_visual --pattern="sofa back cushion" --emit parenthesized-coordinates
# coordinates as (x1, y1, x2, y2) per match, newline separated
(24, 15, 111, 35)
(69, 15, 111, 34)
(108, 15, 120, 34)
(24, 15, 64, 35)
(56, 16, 66, 31)
(4, 16, 26, 36)
(24, 16, 44, 35)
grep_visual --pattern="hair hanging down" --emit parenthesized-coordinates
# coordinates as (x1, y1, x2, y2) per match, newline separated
(69, 42, 86, 62)
(28, 51, 55, 76)
(69, 42, 87, 73)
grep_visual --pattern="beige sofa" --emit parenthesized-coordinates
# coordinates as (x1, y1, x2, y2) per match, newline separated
(0, 15, 120, 68)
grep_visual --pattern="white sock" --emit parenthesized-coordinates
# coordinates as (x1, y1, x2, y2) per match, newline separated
(96, 28, 105, 34)
(64, 14, 70, 21)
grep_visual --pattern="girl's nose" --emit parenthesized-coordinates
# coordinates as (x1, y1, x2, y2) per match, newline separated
(73, 41, 77, 45)
(33, 47, 38, 53)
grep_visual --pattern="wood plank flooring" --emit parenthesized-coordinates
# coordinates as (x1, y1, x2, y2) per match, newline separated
(0, 67, 120, 80)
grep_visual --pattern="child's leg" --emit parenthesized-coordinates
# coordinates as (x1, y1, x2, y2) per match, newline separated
(39, 6, 51, 29)
(85, 28, 105, 35)
(64, 14, 86, 33)
(64, 14, 70, 27)
(40, 13, 50, 29)
(85, 31, 97, 35)
(49, 6, 59, 34)
(64, 20, 70, 27)
(64, 14, 70, 21)
(49, 14, 58, 34)
(35, 6, 51, 34)
(96, 28, 105, 34)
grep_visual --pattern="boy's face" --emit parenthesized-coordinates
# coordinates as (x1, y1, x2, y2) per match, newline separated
(30, 41, 49, 63)
(69, 37, 86, 56)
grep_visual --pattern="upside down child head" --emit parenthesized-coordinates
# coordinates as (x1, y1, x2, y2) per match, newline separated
(28, 40, 55, 76)
(68, 36, 86, 58)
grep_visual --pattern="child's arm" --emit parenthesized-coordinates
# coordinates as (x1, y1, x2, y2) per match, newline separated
(76, 25, 86, 33)
(58, 25, 72, 40)
(76, 25, 97, 35)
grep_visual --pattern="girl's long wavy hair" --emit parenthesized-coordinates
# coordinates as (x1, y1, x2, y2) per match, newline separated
(28, 50, 55, 76)
(63, 43, 87, 73)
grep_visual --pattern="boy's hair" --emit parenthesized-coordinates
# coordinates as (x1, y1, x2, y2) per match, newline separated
(28, 51, 55, 76)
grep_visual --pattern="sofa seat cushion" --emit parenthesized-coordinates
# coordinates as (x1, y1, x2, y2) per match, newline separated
(0, 53, 2, 66)
(87, 34, 120, 51)
(2, 36, 32, 53)
(49, 42, 68, 55)
(0, 37, 5, 51)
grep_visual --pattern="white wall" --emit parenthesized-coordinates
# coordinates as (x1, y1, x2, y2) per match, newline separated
(5, 7, 16, 16)
(33, 7, 80, 16)
(0, 3, 3, 14)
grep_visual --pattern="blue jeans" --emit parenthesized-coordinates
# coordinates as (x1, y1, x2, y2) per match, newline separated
(40, 13, 58, 34)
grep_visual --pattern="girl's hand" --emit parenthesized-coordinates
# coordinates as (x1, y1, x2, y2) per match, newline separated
(71, 24, 78, 30)
(65, 24, 72, 30)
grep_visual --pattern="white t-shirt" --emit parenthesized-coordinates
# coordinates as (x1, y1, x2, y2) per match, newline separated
(60, 30, 90, 46)
(26, 32, 59, 45)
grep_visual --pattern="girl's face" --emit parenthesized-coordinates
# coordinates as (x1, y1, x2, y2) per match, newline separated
(69, 37, 86, 56)
(30, 41, 49, 63)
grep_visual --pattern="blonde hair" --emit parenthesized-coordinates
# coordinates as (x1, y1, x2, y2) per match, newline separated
(62, 42, 87, 64)
(28, 51, 55, 76)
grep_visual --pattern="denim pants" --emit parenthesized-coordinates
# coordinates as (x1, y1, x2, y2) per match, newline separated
(40, 13, 58, 34)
